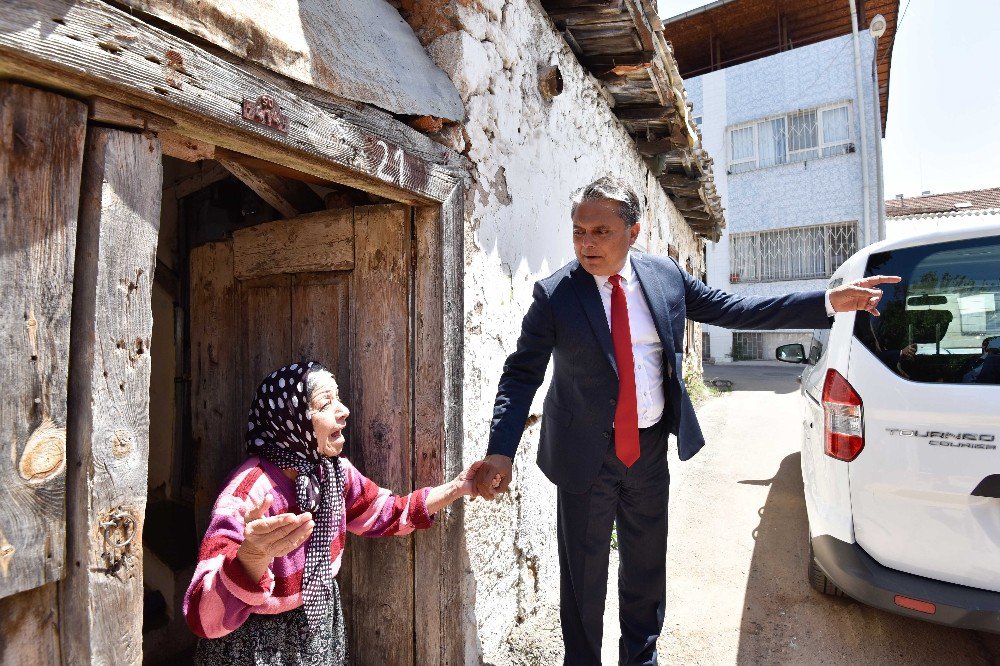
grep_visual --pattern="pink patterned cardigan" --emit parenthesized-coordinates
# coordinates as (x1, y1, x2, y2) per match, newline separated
(183, 455, 433, 639)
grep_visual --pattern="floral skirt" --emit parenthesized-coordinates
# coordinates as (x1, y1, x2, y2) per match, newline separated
(195, 582, 346, 666)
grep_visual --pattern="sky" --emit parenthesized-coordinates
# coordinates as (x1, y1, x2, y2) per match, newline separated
(662, 0, 1000, 198)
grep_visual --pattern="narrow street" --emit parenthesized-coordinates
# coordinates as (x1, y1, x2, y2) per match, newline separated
(602, 362, 1000, 665)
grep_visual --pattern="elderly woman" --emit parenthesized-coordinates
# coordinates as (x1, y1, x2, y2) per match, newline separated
(183, 361, 481, 665)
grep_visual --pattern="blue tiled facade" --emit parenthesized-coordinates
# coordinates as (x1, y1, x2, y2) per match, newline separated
(686, 34, 884, 361)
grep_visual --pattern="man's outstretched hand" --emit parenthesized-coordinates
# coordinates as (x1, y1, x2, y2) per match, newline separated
(829, 275, 901, 316)
(473, 454, 513, 500)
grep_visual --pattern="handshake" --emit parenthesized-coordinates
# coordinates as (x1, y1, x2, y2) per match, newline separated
(455, 454, 514, 500)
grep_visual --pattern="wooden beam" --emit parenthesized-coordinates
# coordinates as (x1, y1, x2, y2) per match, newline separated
(216, 149, 325, 219)
(636, 138, 681, 155)
(563, 27, 585, 55)
(671, 196, 707, 211)
(62, 127, 162, 665)
(0, 83, 85, 604)
(159, 131, 215, 162)
(578, 52, 652, 70)
(659, 173, 705, 188)
(0, 0, 463, 205)
(232, 208, 354, 279)
(167, 162, 230, 199)
(542, 0, 624, 9)
(543, 0, 626, 21)
(88, 97, 174, 132)
(615, 104, 676, 121)
(639, 0, 664, 31)
(623, 0, 656, 52)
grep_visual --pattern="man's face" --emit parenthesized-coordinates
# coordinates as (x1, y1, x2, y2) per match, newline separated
(572, 198, 640, 276)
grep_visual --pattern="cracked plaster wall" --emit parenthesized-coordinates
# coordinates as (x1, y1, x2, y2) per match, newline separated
(406, 1, 704, 661)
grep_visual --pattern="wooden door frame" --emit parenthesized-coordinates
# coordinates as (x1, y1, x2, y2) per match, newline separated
(0, 1, 468, 662)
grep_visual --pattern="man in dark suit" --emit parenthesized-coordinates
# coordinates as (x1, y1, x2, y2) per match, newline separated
(473, 176, 899, 665)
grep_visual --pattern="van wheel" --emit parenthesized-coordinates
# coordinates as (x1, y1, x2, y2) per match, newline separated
(808, 541, 845, 597)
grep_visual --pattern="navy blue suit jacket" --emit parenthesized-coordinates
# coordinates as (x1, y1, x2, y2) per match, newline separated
(487, 252, 832, 493)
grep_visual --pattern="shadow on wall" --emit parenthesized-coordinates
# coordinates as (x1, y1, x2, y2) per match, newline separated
(473, 165, 579, 280)
(735, 453, 1000, 664)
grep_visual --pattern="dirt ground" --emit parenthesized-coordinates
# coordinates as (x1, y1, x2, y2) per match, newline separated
(596, 362, 1000, 665)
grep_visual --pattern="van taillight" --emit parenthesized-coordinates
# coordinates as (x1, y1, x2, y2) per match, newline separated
(822, 369, 864, 461)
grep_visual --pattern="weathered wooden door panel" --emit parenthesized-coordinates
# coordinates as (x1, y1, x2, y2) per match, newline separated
(190, 240, 239, 535)
(189, 204, 420, 662)
(0, 82, 86, 602)
(62, 126, 162, 665)
(291, 272, 352, 405)
(237, 274, 294, 420)
(233, 208, 354, 280)
(348, 204, 414, 664)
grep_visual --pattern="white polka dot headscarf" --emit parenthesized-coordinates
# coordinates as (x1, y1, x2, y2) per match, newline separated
(246, 361, 344, 634)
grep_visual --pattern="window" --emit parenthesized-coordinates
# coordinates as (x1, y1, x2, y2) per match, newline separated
(730, 222, 857, 283)
(729, 125, 756, 173)
(855, 236, 1000, 384)
(788, 110, 819, 160)
(732, 332, 764, 360)
(727, 102, 853, 172)
(808, 329, 830, 365)
(820, 105, 851, 156)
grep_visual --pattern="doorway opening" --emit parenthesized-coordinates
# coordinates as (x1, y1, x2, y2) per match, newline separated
(142, 153, 420, 664)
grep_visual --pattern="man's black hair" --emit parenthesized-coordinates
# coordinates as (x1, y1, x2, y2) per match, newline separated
(570, 176, 641, 227)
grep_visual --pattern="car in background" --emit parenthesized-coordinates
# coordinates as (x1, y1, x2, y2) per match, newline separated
(777, 223, 1000, 633)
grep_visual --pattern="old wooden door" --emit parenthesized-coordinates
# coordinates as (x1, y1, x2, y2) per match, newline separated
(190, 204, 417, 663)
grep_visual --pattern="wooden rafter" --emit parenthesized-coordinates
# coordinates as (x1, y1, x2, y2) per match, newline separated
(215, 148, 324, 219)
(540, 0, 725, 240)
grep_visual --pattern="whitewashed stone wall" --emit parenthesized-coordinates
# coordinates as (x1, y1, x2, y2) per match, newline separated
(416, 1, 704, 661)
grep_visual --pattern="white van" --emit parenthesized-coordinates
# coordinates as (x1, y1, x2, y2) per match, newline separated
(777, 223, 1000, 632)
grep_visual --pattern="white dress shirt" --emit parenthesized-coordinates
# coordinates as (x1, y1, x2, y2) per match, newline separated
(593, 254, 665, 428)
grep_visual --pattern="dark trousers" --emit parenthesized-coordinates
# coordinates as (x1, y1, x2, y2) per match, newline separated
(557, 419, 670, 666)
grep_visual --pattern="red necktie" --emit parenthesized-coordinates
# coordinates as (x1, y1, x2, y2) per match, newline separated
(609, 274, 640, 467)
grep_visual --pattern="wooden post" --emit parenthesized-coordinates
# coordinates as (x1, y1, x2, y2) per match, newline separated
(61, 127, 162, 665)
(349, 204, 414, 663)
(437, 185, 467, 665)
(413, 205, 445, 665)
(0, 81, 87, 664)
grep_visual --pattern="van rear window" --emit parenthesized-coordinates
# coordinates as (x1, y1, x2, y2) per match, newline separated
(854, 236, 1000, 384)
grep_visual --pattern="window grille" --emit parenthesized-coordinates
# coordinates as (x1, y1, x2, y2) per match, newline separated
(732, 332, 764, 360)
(730, 222, 857, 283)
(728, 102, 853, 173)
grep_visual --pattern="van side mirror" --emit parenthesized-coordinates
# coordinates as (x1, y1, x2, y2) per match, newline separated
(776, 343, 807, 364)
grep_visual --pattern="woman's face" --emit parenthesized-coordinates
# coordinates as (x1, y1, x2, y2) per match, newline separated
(308, 373, 350, 457)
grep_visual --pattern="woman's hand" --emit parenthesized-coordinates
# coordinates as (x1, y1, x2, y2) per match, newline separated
(425, 460, 497, 514)
(457, 460, 490, 497)
(236, 493, 314, 581)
